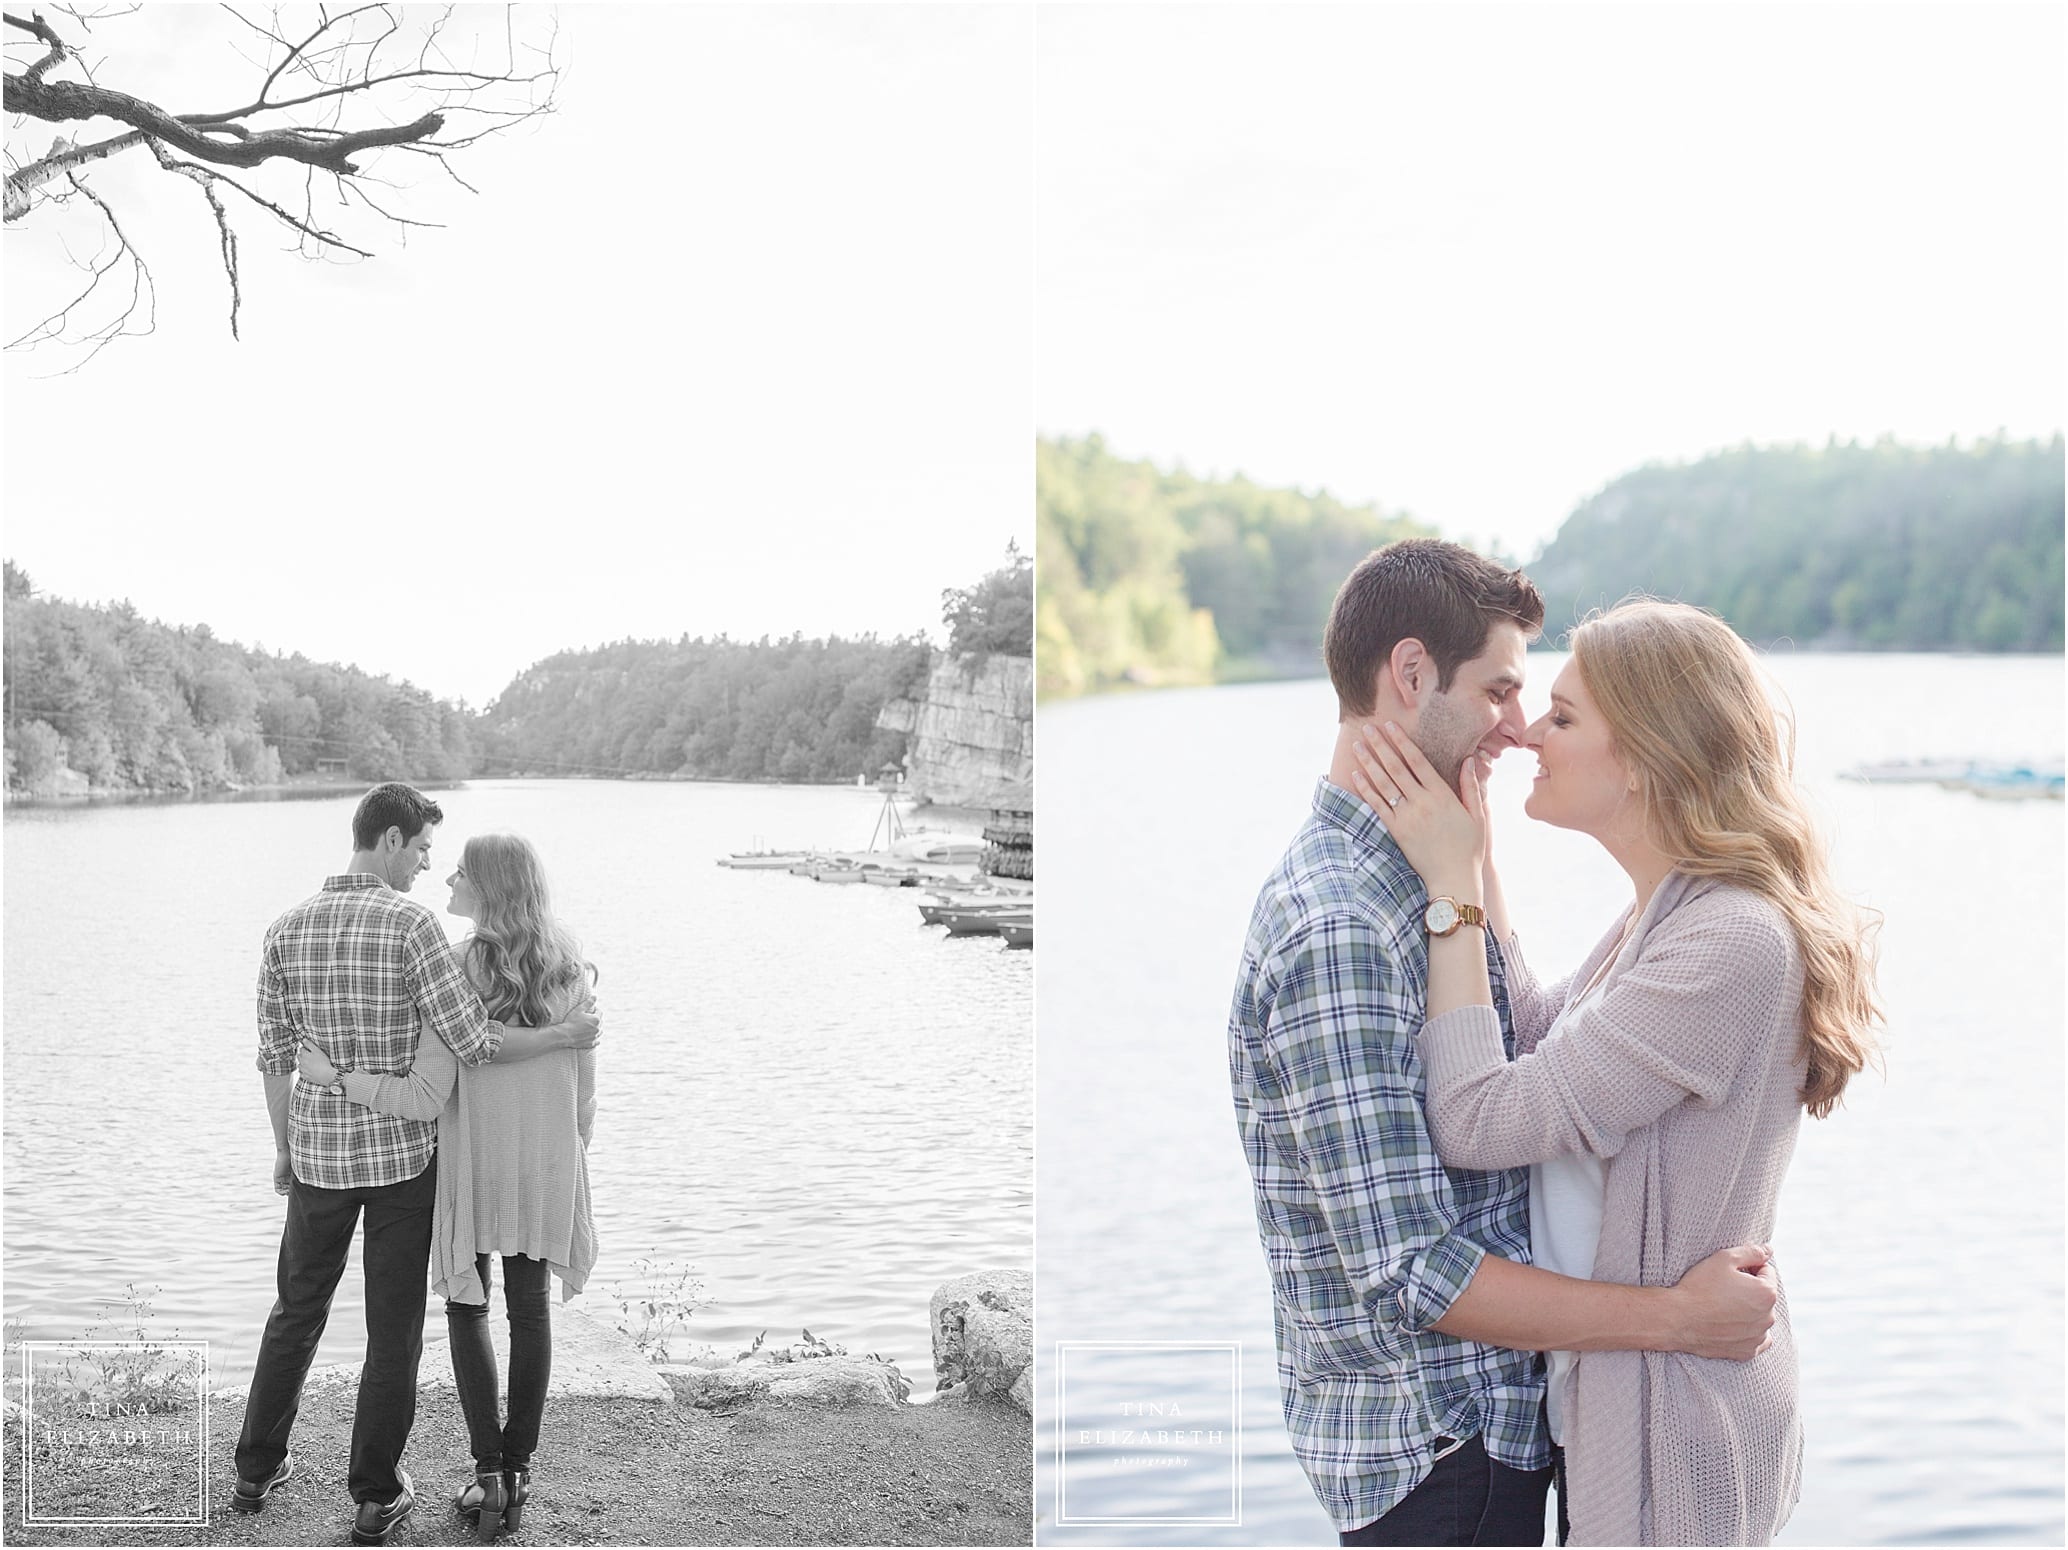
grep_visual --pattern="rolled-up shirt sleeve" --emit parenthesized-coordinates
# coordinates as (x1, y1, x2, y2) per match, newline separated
(255, 935, 297, 1075)
(1266, 915, 1488, 1335)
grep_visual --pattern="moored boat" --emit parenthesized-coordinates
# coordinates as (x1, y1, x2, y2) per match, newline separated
(941, 908, 1032, 938)
(717, 851, 809, 869)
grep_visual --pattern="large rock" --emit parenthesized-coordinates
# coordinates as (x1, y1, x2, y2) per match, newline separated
(930, 1270, 1031, 1413)
(664, 1354, 912, 1411)
(876, 654, 1032, 809)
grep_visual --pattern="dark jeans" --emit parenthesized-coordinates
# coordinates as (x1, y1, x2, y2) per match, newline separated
(1341, 1434, 1553, 1547)
(1552, 1445, 1570, 1546)
(235, 1157, 437, 1504)
(445, 1253, 553, 1473)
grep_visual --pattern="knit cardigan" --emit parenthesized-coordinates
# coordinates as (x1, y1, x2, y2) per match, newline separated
(341, 981, 597, 1307)
(1418, 872, 1807, 1547)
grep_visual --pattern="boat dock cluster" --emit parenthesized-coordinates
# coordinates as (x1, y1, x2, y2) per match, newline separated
(1839, 758, 2064, 800)
(716, 826, 1033, 948)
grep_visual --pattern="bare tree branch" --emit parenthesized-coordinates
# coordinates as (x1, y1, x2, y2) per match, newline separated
(6, 4, 559, 363)
(6, 69, 444, 181)
(146, 135, 238, 337)
(7, 170, 155, 372)
(4, 10, 68, 81)
(4, 127, 142, 219)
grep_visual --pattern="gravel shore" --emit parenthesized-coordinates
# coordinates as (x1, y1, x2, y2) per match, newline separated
(4, 1377, 1030, 1546)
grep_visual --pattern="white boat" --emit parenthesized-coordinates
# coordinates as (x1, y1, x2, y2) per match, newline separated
(1839, 758, 1979, 784)
(999, 922, 1032, 949)
(888, 829, 987, 865)
(716, 851, 808, 869)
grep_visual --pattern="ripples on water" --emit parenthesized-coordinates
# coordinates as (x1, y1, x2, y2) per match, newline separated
(1036, 655, 2062, 1546)
(3, 781, 1031, 1395)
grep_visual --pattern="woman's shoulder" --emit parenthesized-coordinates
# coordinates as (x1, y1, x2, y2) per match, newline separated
(1656, 877, 1799, 976)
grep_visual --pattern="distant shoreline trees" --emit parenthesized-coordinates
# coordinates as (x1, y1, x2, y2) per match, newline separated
(3, 561, 474, 797)
(1038, 434, 1431, 697)
(1529, 436, 2063, 651)
(1037, 433, 2064, 699)
(2, 549, 1032, 797)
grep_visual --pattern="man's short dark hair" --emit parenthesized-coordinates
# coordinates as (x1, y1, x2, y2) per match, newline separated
(1323, 538, 1545, 718)
(351, 783, 444, 851)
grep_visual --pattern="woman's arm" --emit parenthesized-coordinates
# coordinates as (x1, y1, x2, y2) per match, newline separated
(573, 984, 597, 1147)
(299, 1017, 455, 1121)
(1419, 896, 1796, 1168)
(577, 1047, 597, 1149)
(1494, 932, 1574, 1056)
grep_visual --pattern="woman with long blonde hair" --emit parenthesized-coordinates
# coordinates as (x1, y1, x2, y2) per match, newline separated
(1349, 598, 1879, 1546)
(301, 832, 597, 1541)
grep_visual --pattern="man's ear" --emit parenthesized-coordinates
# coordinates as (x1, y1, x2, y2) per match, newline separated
(381, 825, 404, 855)
(1386, 637, 1433, 707)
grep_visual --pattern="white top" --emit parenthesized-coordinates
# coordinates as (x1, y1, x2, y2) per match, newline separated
(1527, 979, 1609, 1446)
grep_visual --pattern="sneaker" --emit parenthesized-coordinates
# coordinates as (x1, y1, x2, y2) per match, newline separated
(230, 1450, 294, 1512)
(351, 1468, 416, 1545)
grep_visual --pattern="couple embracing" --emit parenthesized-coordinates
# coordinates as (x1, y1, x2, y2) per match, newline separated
(1231, 541, 1881, 1546)
(233, 782, 600, 1543)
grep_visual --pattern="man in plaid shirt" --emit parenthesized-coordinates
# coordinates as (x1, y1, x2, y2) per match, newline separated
(233, 783, 600, 1545)
(1230, 541, 1780, 1546)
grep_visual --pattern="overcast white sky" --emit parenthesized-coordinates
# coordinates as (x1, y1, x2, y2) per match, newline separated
(4, 5, 1033, 708)
(1037, 2, 2065, 559)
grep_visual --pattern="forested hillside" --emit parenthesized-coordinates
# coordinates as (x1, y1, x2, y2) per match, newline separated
(473, 634, 933, 781)
(2, 562, 473, 795)
(1038, 433, 2064, 700)
(2, 548, 1032, 796)
(1529, 437, 2064, 650)
(474, 545, 1029, 780)
(1037, 435, 1431, 696)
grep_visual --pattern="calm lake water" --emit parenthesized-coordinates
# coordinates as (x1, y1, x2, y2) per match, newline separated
(3, 780, 1031, 1395)
(1035, 654, 2063, 1546)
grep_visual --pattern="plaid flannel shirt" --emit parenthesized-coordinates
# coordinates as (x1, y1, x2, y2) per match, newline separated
(257, 873, 503, 1189)
(1229, 779, 1547, 1533)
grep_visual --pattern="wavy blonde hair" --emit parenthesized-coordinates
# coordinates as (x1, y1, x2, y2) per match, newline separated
(460, 832, 595, 1028)
(1570, 599, 1881, 1118)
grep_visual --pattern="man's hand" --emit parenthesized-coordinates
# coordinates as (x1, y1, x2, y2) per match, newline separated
(562, 1009, 600, 1051)
(273, 1149, 294, 1197)
(1667, 1244, 1779, 1360)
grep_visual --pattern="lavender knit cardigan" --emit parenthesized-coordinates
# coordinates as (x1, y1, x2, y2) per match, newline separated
(1419, 871, 1807, 1547)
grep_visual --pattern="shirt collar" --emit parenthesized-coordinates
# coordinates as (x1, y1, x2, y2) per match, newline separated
(1311, 776, 1395, 858)
(322, 872, 390, 892)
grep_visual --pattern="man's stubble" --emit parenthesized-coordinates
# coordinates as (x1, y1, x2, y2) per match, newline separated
(1411, 688, 1481, 792)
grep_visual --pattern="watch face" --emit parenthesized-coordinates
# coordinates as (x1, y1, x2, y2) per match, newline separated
(1426, 897, 1459, 934)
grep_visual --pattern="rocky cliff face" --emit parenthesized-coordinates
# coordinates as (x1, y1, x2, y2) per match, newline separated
(877, 653, 1032, 809)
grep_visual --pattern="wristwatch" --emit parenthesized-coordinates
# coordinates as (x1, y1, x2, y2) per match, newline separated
(1423, 896, 1488, 938)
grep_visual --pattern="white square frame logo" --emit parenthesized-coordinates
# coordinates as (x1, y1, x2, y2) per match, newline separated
(17, 1340, 212, 1528)
(1053, 1339, 1242, 1528)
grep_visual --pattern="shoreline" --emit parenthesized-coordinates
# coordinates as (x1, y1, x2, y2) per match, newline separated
(4, 1287, 1033, 1546)
(2, 1381, 1030, 1546)
(2, 776, 999, 812)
